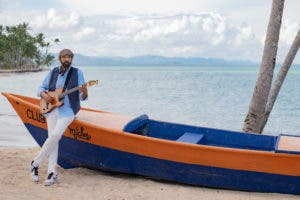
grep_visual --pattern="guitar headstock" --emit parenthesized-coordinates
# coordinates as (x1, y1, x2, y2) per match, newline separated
(86, 80, 99, 86)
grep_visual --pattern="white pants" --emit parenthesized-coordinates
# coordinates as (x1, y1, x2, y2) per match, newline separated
(34, 108, 74, 174)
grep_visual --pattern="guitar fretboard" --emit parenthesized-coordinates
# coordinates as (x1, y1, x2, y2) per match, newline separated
(58, 85, 84, 99)
(56, 80, 97, 100)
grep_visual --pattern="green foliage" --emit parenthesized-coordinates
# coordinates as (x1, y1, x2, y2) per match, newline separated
(0, 22, 59, 69)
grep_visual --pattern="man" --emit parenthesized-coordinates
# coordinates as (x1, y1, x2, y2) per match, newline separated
(30, 49, 88, 186)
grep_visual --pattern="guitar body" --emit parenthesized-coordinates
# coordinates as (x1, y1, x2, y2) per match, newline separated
(40, 88, 64, 114)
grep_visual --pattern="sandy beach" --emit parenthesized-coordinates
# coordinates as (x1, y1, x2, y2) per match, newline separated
(0, 147, 299, 200)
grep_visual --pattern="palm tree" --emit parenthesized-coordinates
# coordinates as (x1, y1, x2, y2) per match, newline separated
(260, 29, 300, 131)
(0, 22, 60, 70)
(243, 0, 285, 134)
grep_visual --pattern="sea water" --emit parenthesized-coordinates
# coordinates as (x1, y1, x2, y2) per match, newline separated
(0, 65, 299, 147)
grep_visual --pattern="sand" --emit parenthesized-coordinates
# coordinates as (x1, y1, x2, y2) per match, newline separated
(0, 147, 299, 200)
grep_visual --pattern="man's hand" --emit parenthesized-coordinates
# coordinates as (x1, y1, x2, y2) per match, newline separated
(41, 92, 53, 103)
(79, 85, 88, 100)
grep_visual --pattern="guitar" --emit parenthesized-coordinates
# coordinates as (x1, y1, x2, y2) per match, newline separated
(40, 80, 98, 114)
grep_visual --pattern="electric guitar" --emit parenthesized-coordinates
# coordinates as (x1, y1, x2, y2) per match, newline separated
(40, 80, 98, 114)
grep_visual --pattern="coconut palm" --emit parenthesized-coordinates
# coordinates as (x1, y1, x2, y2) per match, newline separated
(0, 22, 59, 69)
(243, 0, 285, 134)
(260, 29, 300, 132)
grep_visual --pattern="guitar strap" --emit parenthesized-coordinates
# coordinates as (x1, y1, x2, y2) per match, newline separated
(63, 67, 73, 92)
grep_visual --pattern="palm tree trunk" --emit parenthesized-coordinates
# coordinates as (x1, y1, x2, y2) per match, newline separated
(259, 29, 300, 132)
(243, 0, 285, 133)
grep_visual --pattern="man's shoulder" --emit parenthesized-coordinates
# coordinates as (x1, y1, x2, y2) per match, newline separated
(73, 67, 84, 74)
(69, 66, 79, 71)
(69, 67, 84, 77)
(47, 66, 59, 76)
(50, 66, 60, 72)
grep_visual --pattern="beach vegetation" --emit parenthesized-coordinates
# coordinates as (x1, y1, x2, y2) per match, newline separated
(0, 22, 59, 70)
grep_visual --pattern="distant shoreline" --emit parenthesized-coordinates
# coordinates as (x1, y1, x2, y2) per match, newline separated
(0, 68, 49, 73)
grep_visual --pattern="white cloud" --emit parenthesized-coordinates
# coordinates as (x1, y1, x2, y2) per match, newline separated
(56, 0, 207, 15)
(22, 8, 79, 29)
(0, 6, 299, 62)
(73, 13, 262, 59)
(280, 19, 300, 45)
(234, 25, 254, 46)
(73, 27, 95, 40)
(46, 8, 79, 28)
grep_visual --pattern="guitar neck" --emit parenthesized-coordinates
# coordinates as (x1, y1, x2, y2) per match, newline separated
(58, 86, 81, 99)
(56, 80, 98, 99)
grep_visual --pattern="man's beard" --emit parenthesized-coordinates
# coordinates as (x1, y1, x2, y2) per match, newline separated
(61, 61, 71, 68)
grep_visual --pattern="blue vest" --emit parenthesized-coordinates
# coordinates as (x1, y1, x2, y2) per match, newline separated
(49, 67, 80, 115)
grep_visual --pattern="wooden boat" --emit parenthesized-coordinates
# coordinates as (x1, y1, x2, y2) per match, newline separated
(2, 92, 300, 194)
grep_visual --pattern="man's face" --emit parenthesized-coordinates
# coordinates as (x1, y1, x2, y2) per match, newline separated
(60, 55, 72, 68)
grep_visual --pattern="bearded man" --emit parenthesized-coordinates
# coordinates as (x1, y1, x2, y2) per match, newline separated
(30, 49, 88, 186)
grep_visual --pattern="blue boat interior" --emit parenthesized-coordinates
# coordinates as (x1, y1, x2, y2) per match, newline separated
(123, 114, 277, 151)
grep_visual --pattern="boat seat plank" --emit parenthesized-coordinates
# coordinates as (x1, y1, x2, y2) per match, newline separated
(75, 110, 136, 131)
(276, 135, 300, 154)
(176, 132, 204, 144)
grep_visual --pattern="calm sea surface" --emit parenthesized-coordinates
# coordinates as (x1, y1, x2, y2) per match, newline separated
(1, 65, 299, 147)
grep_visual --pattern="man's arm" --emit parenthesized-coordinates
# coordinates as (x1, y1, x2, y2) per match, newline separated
(37, 71, 52, 98)
(78, 69, 88, 101)
(38, 71, 54, 103)
(80, 85, 88, 100)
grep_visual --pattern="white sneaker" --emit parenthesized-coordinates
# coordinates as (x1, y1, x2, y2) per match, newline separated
(44, 172, 58, 186)
(30, 161, 39, 182)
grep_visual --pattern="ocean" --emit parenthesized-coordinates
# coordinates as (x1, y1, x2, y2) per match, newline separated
(1, 65, 299, 147)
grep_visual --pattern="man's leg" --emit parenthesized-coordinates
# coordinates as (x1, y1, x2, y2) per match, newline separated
(30, 109, 58, 182)
(33, 109, 59, 165)
(44, 115, 74, 186)
(47, 143, 58, 174)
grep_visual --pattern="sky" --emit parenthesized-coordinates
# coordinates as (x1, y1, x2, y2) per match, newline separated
(0, 0, 299, 63)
